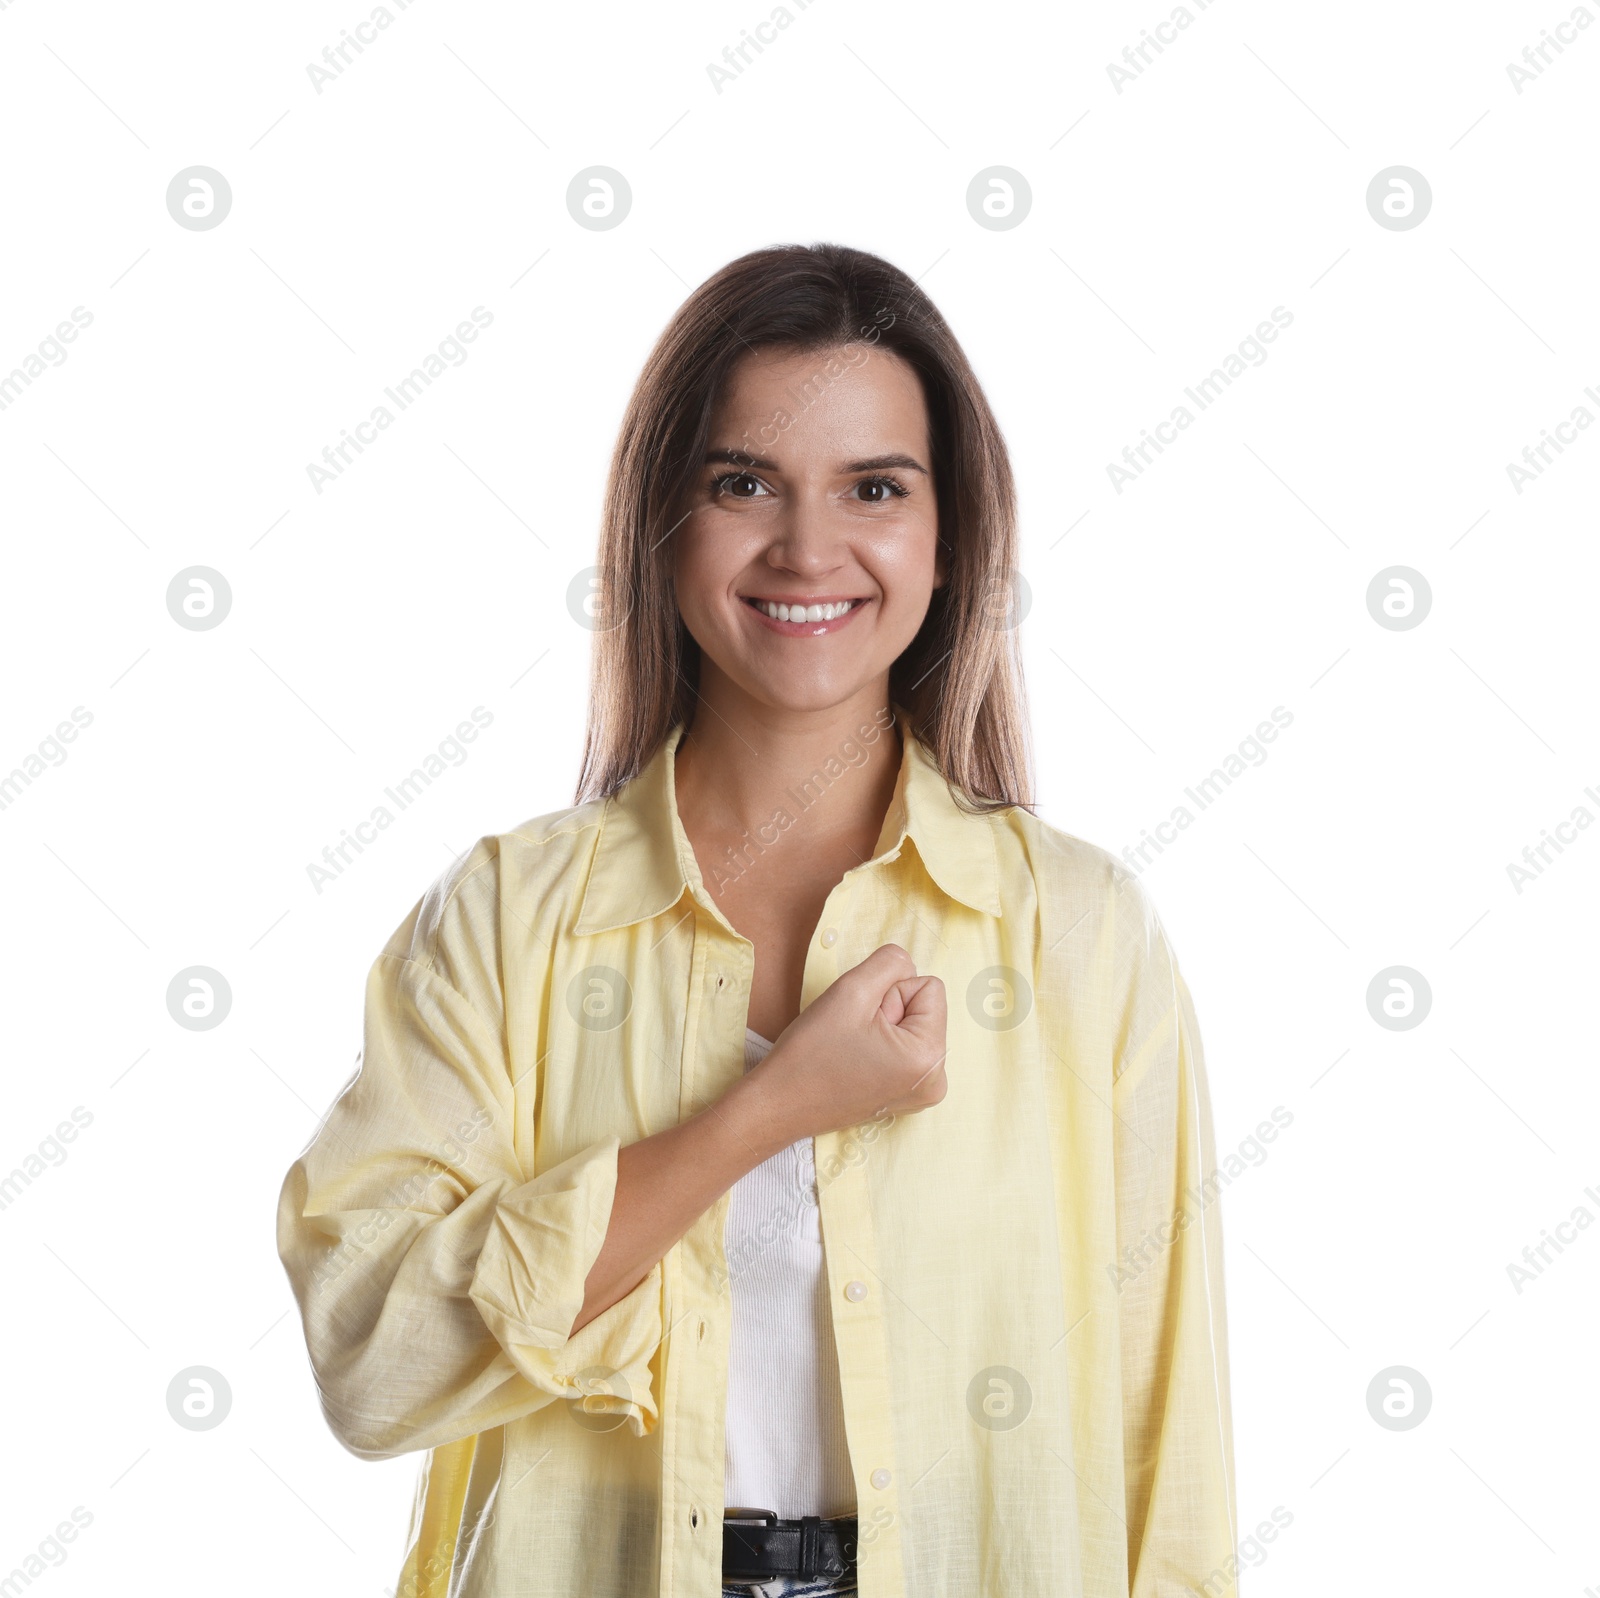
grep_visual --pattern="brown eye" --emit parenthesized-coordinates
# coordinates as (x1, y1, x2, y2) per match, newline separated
(853, 475, 910, 503)
(712, 471, 770, 500)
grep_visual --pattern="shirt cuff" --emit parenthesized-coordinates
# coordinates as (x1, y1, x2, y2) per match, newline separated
(468, 1135, 662, 1438)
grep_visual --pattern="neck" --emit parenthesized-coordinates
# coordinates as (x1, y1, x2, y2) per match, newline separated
(672, 672, 903, 855)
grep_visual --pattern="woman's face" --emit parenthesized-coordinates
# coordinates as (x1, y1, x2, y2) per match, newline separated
(671, 341, 945, 717)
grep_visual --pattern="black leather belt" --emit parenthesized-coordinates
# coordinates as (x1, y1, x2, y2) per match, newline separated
(723, 1508, 857, 1582)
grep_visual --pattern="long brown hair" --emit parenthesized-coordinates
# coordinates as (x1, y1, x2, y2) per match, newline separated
(575, 242, 1032, 811)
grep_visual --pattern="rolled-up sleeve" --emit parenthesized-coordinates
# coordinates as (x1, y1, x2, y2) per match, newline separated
(1110, 885, 1239, 1597)
(275, 949, 663, 1461)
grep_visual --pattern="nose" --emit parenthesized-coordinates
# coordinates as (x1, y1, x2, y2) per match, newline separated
(763, 485, 847, 577)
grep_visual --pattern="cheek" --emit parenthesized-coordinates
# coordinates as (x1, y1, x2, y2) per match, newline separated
(671, 522, 720, 605)
(867, 518, 940, 601)
(672, 519, 748, 629)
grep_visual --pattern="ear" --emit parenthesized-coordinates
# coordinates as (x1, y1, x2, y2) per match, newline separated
(932, 538, 950, 590)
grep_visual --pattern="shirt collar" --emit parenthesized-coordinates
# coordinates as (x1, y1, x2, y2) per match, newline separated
(574, 709, 1004, 937)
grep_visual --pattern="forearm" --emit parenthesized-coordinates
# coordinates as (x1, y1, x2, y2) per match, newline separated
(571, 1065, 796, 1334)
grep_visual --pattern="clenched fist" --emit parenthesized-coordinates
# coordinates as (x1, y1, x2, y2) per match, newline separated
(749, 943, 948, 1142)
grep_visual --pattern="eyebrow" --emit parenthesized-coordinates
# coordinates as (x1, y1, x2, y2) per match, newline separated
(704, 447, 928, 476)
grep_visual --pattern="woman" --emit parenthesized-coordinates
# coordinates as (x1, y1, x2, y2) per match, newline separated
(277, 243, 1238, 1598)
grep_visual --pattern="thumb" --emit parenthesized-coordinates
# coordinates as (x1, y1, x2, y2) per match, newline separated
(877, 975, 911, 1030)
(884, 974, 942, 1035)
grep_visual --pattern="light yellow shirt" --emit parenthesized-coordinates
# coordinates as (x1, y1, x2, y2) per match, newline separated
(276, 711, 1238, 1598)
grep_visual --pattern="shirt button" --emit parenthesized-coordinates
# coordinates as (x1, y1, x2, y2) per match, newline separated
(870, 1469, 892, 1490)
(820, 927, 838, 949)
(844, 1279, 868, 1302)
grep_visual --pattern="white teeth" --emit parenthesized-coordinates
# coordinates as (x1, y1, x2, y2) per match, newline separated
(754, 599, 857, 622)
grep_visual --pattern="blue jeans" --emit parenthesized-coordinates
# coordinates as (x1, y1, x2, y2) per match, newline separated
(722, 1576, 857, 1597)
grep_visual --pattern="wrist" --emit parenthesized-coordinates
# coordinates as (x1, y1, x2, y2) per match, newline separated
(719, 1056, 803, 1165)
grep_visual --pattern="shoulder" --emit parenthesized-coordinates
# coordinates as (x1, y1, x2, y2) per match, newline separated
(375, 797, 609, 1003)
(992, 804, 1176, 981)
(993, 806, 1191, 1083)
(992, 803, 1153, 923)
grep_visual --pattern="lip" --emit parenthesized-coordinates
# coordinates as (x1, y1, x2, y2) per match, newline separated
(739, 595, 871, 637)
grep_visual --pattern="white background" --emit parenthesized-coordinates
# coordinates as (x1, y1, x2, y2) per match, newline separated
(2, 0, 1596, 1592)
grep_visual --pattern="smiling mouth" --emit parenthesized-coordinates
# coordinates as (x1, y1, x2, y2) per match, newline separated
(740, 595, 870, 635)
(742, 596, 865, 622)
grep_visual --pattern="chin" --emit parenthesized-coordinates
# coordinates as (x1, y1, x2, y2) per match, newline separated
(742, 674, 877, 716)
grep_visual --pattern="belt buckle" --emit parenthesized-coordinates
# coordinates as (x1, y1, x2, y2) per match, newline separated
(723, 1508, 780, 1585)
(723, 1507, 779, 1524)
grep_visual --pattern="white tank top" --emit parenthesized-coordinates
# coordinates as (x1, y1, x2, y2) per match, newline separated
(722, 1028, 857, 1515)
